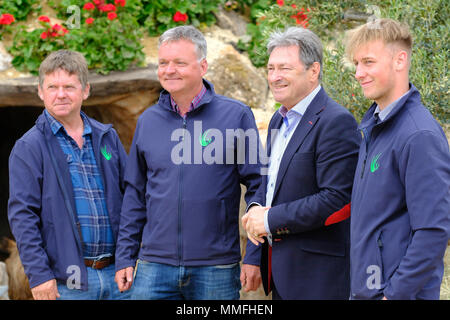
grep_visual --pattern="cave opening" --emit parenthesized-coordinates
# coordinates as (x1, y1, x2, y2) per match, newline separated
(1, 107, 44, 239)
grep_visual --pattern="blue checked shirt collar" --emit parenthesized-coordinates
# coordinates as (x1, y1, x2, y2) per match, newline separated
(45, 109, 92, 137)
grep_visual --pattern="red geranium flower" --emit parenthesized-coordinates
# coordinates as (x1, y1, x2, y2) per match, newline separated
(86, 17, 94, 25)
(46, 24, 69, 37)
(100, 3, 116, 12)
(173, 11, 188, 23)
(107, 12, 117, 20)
(0, 13, 15, 25)
(40, 31, 48, 40)
(38, 15, 50, 23)
(114, 0, 126, 7)
(276, 0, 284, 6)
(83, 2, 95, 10)
(291, 8, 309, 27)
(52, 23, 62, 31)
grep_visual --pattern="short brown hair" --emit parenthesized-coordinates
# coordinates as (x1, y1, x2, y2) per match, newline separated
(345, 18, 413, 61)
(39, 50, 89, 89)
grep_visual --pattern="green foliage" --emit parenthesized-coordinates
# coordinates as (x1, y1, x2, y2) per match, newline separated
(236, 0, 279, 68)
(0, 0, 41, 21)
(66, 9, 145, 74)
(9, 24, 65, 73)
(8, 2, 145, 75)
(237, 0, 449, 123)
(9, 17, 69, 73)
(0, 0, 40, 40)
(137, 0, 221, 36)
(5, 0, 222, 75)
(50, 0, 221, 36)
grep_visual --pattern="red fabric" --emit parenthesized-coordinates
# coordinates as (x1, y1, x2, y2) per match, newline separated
(324, 203, 351, 226)
(268, 245, 272, 293)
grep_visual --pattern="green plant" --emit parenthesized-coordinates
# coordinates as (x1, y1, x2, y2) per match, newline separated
(0, 0, 40, 21)
(237, 0, 309, 67)
(51, 0, 222, 36)
(8, 1, 145, 75)
(8, 17, 67, 73)
(65, 1, 145, 74)
(0, 13, 15, 40)
(138, 0, 221, 36)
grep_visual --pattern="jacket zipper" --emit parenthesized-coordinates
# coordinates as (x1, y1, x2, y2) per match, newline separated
(96, 129, 117, 244)
(178, 117, 187, 265)
(360, 158, 367, 179)
(44, 133, 84, 253)
(360, 119, 381, 179)
(360, 127, 369, 179)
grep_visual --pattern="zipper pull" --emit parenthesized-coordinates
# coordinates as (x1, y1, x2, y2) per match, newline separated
(377, 238, 383, 248)
(181, 118, 187, 141)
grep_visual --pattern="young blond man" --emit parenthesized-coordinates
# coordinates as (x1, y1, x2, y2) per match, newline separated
(347, 19, 449, 300)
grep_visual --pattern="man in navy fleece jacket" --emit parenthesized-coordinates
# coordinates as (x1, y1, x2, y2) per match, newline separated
(114, 26, 263, 299)
(347, 18, 449, 300)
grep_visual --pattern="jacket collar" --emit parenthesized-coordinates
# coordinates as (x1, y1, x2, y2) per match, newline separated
(35, 109, 112, 134)
(157, 78, 215, 112)
(359, 83, 420, 130)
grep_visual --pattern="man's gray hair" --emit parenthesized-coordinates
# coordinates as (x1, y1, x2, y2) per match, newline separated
(159, 25, 207, 61)
(267, 27, 323, 81)
(39, 50, 89, 89)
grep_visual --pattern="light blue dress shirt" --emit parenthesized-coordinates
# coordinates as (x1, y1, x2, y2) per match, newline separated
(263, 85, 322, 244)
(373, 88, 410, 122)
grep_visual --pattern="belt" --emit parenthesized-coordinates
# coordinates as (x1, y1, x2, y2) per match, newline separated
(84, 256, 114, 270)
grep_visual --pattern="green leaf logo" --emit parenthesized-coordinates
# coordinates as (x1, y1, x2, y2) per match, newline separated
(101, 145, 112, 160)
(199, 129, 212, 147)
(370, 152, 382, 173)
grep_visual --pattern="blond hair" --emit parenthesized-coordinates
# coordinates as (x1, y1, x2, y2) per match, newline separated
(345, 18, 412, 61)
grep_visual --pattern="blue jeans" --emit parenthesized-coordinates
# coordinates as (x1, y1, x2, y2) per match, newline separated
(130, 260, 241, 300)
(57, 264, 131, 300)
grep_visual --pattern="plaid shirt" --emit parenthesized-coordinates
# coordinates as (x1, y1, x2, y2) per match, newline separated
(45, 110, 114, 259)
(170, 84, 206, 117)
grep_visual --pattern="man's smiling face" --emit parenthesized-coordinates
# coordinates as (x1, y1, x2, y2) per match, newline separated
(352, 40, 397, 108)
(267, 45, 316, 109)
(157, 39, 207, 98)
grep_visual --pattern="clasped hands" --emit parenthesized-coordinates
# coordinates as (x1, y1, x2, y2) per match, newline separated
(241, 205, 270, 246)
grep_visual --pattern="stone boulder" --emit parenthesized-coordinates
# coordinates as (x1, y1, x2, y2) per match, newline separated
(0, 43, 12, 72)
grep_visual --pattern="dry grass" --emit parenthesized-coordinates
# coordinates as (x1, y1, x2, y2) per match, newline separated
(440, 244, 450, 300)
